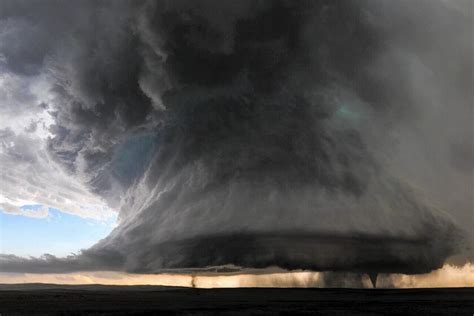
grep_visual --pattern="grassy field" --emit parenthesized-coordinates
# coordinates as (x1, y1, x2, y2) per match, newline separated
(0, 284, 473, 315)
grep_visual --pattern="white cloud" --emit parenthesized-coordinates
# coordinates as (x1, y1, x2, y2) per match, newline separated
(0, 203, 49, 219)
(0, 71, 114, 221)
(0, 139, 114, 220)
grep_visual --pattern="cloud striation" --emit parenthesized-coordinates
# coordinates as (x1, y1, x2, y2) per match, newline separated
(0, 0, 472, 275)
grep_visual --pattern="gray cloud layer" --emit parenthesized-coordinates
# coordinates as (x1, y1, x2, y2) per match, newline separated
(0, 0, 472, 274)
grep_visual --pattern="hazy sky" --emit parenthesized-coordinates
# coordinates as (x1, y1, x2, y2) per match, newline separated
(0, 0, 472, 287)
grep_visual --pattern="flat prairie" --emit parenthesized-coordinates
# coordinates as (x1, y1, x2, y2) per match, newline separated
(0, 284, 473, 315)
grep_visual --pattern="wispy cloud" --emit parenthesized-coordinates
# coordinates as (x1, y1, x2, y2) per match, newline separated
(0, 203, 49, 219)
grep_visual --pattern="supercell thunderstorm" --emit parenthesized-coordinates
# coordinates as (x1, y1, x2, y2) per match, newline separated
(0, 0, 472, 278)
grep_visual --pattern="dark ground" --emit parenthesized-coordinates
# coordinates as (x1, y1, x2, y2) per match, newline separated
(0, 284, 473, 315)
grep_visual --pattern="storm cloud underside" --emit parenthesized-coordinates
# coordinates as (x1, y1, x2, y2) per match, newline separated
(0, 0, 472, 276)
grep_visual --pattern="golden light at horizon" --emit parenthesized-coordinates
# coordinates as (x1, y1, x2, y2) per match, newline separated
(0, 263, 473, 288)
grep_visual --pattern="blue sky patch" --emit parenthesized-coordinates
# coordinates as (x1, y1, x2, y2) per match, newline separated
(0, 206, 117, 257)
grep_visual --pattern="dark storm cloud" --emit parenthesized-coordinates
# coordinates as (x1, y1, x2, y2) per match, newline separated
(0, 250, 123, 274)
(0, 0, 471, 274)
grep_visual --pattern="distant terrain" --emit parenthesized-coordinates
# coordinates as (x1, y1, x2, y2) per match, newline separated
(0, 284, 473, 315)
